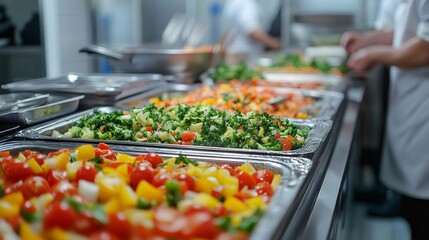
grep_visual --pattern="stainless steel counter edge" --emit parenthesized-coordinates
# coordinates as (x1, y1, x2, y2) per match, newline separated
(296, 82, 365, 239)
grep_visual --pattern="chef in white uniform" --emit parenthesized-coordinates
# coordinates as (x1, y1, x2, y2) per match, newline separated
(221, 0, 281, 65)
(346, 0, 429, 239)
(341, 0, 401, 53)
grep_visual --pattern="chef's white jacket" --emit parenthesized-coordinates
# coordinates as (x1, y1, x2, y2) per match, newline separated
(380, 0, 429, 199)
(222, 0, 264, 63)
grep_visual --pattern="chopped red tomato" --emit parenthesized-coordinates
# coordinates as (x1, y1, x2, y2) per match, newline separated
(181, 130, 196, 142)
(105, 212, 132, 239)
(43, 201, 78, 230)
(236, 171, 256, 190)
(130, 164, 155, 189)
(76, 164, 99, 183)
(22, 176, 50, 199)
(252, 169, 275, 184)
(173, 173, 195, 191)
(143, 153, 163, 168)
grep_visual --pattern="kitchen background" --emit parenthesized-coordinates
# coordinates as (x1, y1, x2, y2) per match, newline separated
(0, 0, 381, 85)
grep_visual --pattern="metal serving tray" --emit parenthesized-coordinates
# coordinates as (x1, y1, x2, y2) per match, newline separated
(1, 73, 167, 107)
(16, 106, 332, 157)
(115, 83, 203, 109)
(0, 93, 50, 112)
(117, 83, 344, 120)
(0, 140, 312, 240)
(0, 124, 20, 137)
(261, 72, 347, 92)
(258, 86, 345, 120)
(0, 94, 84, 126)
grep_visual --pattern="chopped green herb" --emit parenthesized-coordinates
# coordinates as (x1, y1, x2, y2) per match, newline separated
(237, 208, 264, 232)
(175, 154, 199, 166)
(165, 180, 182, 208)
(136, 198, 151, 209)
(20, 210, 42, 222)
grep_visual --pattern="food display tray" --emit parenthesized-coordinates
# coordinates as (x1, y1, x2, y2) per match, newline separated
(1, 73, 167, 107)
(16, 107, 332, 157)
(117, 83, 344, 120)
(0, 140, 312, 240)
(261, 72, 347, 92)
(0, 93, 50, 112)
(259, 86, 344, 120)
(0, 94, 84, 126)
(0, 124, 20, 138)
(115, 83, 203, 109)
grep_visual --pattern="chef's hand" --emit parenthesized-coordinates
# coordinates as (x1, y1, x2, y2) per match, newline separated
(340, 31, 367, 53)
(347, 46, 392, 74)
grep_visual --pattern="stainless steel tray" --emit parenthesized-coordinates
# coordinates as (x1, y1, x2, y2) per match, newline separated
(0, 124, 20, 137)
(16, 106, 332, 156)
(257, 86, 344, 120)
(0, 93, 50, 112)
(1, 73, 168, 107)
(115, 83, 203, 109)
(0, 140, 311, 240)
(117, 83, 344, 120)
(0, 94, 84, 125)
(261, 72, 347, 92)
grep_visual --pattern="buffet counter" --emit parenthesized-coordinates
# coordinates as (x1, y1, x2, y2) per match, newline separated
(0, 60, 365, 239)
(272, 80, 365, 239)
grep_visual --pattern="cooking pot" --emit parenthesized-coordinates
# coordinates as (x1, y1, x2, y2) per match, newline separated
(79, 44, 213, 83)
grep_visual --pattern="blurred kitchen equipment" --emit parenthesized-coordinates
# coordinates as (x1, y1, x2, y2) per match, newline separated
(162, 12, 207, 47)
(162, 13, 187, 45)
(2, 73, 166, 107)
(79, 44, 212, 83)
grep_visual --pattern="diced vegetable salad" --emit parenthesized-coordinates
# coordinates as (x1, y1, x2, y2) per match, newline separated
(150, 83, 313, 119)
(208, 62, 264, 82)
(57, 104, 311, 151)
(264, 53, 349, 75)
(0, 143, 282, 239)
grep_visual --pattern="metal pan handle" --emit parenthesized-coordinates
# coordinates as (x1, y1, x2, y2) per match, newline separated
(79, 45, 124, 60)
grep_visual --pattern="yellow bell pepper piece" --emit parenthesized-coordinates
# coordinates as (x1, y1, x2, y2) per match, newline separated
(224, 196, 248, 213)
(27, 158, 44, 174)
(103, 197, 120, 215)
(66, 161, 83, 180)
(46, 228, 69, 240)
(136, 180, 165, 204)
(54, 152, 70, 170)
(96, 175, 125, 202)
(203, 166, 217, 177)
(193, 193, 220, 209)
(118, 185, 137, 209)
(195, 177, 217, 194)
(0, 200, 19, 218)
(116, 164, 131, 183)
(116, 153, 136, 164)
(238, 162, 256, 175)
(17, 152, 26, 162)
(216, 168, 231, 180)
(223, 184, 239, 197)
(2, 192, 24, 206)
(163, 157, 176, 172)
(186, 165, 205, 178)
(124, 209, 154, 227)
(74, 144, 95, 161)
(246, 197, 266, 210)
(271, 174, 282, 190)
(20, 221, 44, 240)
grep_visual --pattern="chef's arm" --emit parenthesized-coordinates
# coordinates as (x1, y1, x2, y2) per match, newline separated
(370, 38, 429, 68)
(249, 30, 281, 50)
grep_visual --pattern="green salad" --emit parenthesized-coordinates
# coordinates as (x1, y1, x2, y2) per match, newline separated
(270, 53, 349, 74)
(208, 62, 264, 82)
(57, 104, 311, 151)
